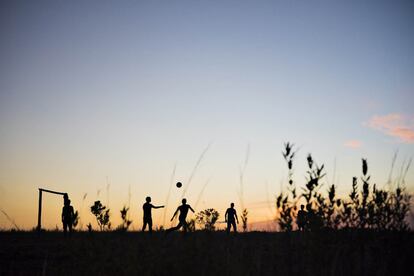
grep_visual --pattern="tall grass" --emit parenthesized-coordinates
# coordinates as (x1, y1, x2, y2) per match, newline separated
(0, 209, 20, 230)
(162, 163, 177, 226)
(181, 142, 212, 199)
(276, 141, 412, 231)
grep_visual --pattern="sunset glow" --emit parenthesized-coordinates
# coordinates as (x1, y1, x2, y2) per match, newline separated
(1, 0, 413, 231)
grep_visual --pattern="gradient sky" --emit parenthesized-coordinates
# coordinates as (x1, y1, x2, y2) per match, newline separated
(1, 0, 413, 230)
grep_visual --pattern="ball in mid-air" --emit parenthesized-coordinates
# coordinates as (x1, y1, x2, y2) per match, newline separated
(176, 182, 182, 188)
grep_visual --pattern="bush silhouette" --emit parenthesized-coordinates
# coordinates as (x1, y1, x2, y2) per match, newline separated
(187, 218, 196, 232)
(116, 206, 132, 231)
(196, 208, 219, 231)
(90, 200, 111, 231)
(276, 142, 412, 231)
(276, 142, 298, 231)
(241, 208, 249, 232)
(72, 210, 79, 229)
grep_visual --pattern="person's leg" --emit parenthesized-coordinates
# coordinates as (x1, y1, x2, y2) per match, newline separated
(176, 221, 183, 232)
(166, 221, 182, 233)
(142, 218, 148, 232)
(182, 220, 188, 234)
(226, 222, 231, 234)
(232, 221, 237, 233)
(166, 224, 181, 233)
(63, 222, 67, 236)
(148, 218, 153, 234)
(68, 223, 73, 234)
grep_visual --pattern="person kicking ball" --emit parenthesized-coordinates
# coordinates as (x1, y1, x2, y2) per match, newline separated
(166, 198, 194, 234)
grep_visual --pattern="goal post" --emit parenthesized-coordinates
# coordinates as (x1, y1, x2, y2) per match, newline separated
(37, 188, 68, 231)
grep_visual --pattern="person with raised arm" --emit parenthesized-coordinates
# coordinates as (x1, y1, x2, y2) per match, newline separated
(142, 196, 164, 233)
(166, 198, 194, 234)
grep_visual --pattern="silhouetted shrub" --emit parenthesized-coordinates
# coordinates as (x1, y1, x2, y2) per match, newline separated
(241, 208, 249, 232)
(87, 223, 92, 232)
(116, 206, 132, 231)
(196, 208, 219, 231)
(188, 219, 196, 232)
(90, 200, 111, 231)
(276, 142, 297, 231)
(72, 210, 79, 229)
(276, 142, 412, 231)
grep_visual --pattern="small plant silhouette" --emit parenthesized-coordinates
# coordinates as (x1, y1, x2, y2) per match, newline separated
(87, 222, 92, 232)
(187, 218, 196, 232)
(276, 142, 297, 231)
(196, 208, 219, 231)
(72, 210, 79, 229)
(90, 200, 111, 231)
(241, 208, 248, 232)
(116, 206, 132, 231)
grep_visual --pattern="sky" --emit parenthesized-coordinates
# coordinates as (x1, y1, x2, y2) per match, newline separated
(0, 0, 413, 230)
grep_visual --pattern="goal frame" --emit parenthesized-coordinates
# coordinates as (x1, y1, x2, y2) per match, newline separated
(37, 188, 68, 231)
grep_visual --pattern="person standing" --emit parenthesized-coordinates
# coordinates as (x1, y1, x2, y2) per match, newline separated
(225, 203, 239, 234)
(142, 196, 164, 233)
(62, 199, 75, 236)
(297, 204, 307, 231)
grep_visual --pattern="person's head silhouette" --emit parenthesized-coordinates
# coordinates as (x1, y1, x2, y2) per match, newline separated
(146, 196, 151, 203)
(65, 199, 71, 206)
(182, 198, 187, 204)
(230, 203, 234, 208)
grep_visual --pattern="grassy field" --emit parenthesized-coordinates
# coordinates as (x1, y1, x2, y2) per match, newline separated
(1, 230, 413, 276)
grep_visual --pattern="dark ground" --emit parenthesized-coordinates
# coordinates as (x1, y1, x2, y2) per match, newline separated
(0, 230, 413, 276)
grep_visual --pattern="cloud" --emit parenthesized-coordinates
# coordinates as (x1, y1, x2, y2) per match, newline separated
(365, 113, 414, 143)
(344, 140, 362, 148)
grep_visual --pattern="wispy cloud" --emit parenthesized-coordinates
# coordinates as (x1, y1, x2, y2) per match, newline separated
(344, 140, 362, 148)
(365, 113, 414, 143)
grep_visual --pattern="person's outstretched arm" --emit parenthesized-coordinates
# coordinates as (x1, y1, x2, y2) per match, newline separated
(153, 204, 165, 209)
(235, 211, 239, 224)
(189, 205, 195, 213)
(170, 208, 179, 221)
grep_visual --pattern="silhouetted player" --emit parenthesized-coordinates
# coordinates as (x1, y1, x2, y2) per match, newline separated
(297, 204, 307, 231)
(142, 196, 164, 233)
(225, 203, 239, 234)
(166, 198, 194, 234)
(62, 199, 74, 236)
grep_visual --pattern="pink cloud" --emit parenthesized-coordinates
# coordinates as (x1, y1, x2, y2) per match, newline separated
(344, 140, 362, 148)
(365, 113, 414, 143)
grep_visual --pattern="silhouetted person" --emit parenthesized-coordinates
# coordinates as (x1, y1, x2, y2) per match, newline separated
(306, 204, 322, 231)
(225, 203, 239, 234)
(142, 196, 164, 233)
(297, 204, 307, 231)
(63, 193, 69, 204)
(62, 199, 74, 236)
(166, 198, 194, 234)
